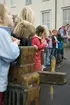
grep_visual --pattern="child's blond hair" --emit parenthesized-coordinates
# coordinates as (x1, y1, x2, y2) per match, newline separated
(42, 25, 49, 37)
(14, 20, 35, 38)
(0, 4, 6, 23)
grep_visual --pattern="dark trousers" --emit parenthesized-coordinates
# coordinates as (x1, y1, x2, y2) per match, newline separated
(0, 92, 3, 105)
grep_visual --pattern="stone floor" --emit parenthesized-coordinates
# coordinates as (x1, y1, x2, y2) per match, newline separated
(40, 48, 70, 105)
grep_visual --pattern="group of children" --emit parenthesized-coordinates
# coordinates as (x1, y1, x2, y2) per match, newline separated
(0, 3, 68, 105)
(32, 28, 65, 71)
(44, 29, 64, 68)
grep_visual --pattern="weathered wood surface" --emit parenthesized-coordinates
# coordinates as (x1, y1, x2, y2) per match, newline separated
(17, 46, 36, 66)
(38, 71, 67, 85)
(5, 83, 40, 105)
(9, 72, 40, 88)
(9, 63, 35, 80)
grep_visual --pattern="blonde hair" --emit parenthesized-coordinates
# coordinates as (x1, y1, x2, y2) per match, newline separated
(42, 25, 49, 36)
(17, 7, 34, 24)
(14, 20, 35, 38)
(0, 4, 6, 23)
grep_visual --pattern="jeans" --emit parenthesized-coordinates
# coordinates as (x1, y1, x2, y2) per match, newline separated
(45, 48, 52, 66)
(52, 48, 57, 58)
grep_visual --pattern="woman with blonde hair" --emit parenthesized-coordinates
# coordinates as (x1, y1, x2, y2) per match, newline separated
(16, 6, 35, 25)
(13, 6, 35, 45)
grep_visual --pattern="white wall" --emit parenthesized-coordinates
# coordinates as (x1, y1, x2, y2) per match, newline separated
(57, 0, 70, 29)
(9, 0, 25, 15)
(8, 0, 70, 29)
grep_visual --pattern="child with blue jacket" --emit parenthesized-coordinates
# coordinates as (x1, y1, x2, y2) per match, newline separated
(0, 4, 20, 105)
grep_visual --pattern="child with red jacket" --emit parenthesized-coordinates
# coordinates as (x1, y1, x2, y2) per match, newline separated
(32, 25, 48, 71)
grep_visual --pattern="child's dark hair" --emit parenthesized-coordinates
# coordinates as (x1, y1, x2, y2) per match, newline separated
(36, 25, 45, 36)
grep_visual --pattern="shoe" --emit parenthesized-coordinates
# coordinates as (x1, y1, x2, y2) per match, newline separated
(43, 68, 47, 71)
(41, 65, 46, 71)
(56, 62, 63, 68)
(63, 57, 67, 60)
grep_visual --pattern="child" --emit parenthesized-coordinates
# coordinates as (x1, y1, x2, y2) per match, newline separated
(0, 4, 20, 105)
(32, 25, 48, 71)
(52, 29, 58, 57)
(57, 32, 64, 65)
(58, 26, 67, 60)
(41, 25, 49, 70)
(14, 20, 36, 46)
(46, 30, 53, 66)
